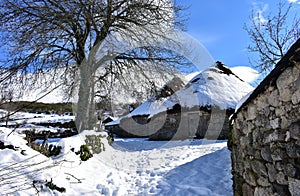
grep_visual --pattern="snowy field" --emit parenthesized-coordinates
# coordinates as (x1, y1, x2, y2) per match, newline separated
(0, 111, 233, 195)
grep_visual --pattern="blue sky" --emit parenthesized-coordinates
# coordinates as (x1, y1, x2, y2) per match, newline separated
(1, 0, 299, 70)
(179, 0, 300, 68)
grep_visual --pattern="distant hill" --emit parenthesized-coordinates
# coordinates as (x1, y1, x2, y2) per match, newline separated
(0, 101, 73, 114)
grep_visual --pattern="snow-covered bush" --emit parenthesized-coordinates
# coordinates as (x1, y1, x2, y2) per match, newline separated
(74, 133, 111, 161)
(75, 144, 93, 161)
(85, 134, 107, 154)
(24, 130, 62, 157)
(107, 132, 114, 145)
(28, 142, 62, 157)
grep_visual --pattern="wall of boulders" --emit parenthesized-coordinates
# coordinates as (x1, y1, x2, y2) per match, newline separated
(230, 62, 300, 195)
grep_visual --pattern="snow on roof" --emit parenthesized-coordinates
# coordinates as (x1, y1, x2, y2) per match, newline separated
(184, 71, 202, 81)
(128, 98, 169, 117)
(230, 66, 260, 83)
(103, 115, 118, 121)
(105, 118, 120, 126)
(128, 62, 254, 118)
(234, 90, 253, 113)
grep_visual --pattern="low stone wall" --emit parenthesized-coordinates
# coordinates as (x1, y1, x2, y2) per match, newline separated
(230, 63, 300, 195)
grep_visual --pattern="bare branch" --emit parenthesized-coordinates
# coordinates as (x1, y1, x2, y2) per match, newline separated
(245, 0, 300, 73)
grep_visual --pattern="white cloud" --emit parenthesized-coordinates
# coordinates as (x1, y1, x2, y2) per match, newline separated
(287, 0, 300, 4)
(252, 2, 269, 25)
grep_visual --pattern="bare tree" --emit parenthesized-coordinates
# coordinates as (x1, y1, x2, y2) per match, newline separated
(0, 81, 14, 126)
(0, 0, 189, 131)
(0, 77, 22, 126)
(245, 1, 300, 73)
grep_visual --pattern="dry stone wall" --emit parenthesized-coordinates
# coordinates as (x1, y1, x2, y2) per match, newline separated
(231, 62, 300, 195)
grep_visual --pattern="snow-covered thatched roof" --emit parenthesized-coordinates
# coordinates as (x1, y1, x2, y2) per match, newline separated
(127, 62, 255, 118)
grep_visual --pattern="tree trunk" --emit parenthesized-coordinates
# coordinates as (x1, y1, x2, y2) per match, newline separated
(75, 62, 96, 132)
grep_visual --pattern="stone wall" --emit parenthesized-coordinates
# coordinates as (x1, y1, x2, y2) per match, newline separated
(148, 106, 232, 140)
(107, 106, 232, 140)
(230, 62, 300, 195)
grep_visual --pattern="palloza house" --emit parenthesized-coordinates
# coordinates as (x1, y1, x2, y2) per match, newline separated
(106, 62, 254, 140)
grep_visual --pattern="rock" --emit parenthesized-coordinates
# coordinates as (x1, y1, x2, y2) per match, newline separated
(268, 90, 280, 107)
(276, 67, 293, 90)
(271, 148, 283, 161)
(240, 136, 251, 146)
(286, 142, 300, 158)
(242, 183, 254, 196)
(243, 123, 255, 135)
(292, 88, 300, 105)
(284, 103, 292, 113)
(257, 176, 271, 187)
(272, 184, 290, 196)
(254, 150, 262, 159)
(285, 131, 291, 142)
(247, 104, 257, 120)
(281, 116, 291, 130)
(237, 112, 244, 121)
(284, 163, 297, 178)
(256, 95, 268, 111)
(292, 65, 300, 82)
(253, 129, 263, 145)
(276, 172, 288, 185)
(294, 78, 300, 95)
(254, 187, 273, 196)
(243, 169, 257, 186)
(276, 162, 284, 171)
(289, 122, 300, 140)
(251, 160, 268, 177)
(261, 147, 272, 162)
(296, 61, 300, 70)
(288, 177, 300, 196)
(279, 88, 292, 102)
(266, 163, 277, 183)
(264, 106, 270, 116)
(264, 130, 279, 144)
(255, 116, 262, 127)
(270, 118, 280, 129)
(275, 106, 285, 117)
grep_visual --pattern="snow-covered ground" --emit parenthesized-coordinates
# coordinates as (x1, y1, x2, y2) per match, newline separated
(0, 110, 75, 136)
(0, 112, 232, 195)
(0, 64, 259, 195)
(0, 110, 74, 125)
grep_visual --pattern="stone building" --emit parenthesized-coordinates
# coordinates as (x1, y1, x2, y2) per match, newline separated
(230, 39, 300, 195)
(105, 76, 186, 138)
(148, 104, 234, 140)
(106, 62, 254, 140)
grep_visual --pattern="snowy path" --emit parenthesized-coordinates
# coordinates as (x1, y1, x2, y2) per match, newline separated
(0, 129, 232, 195)
(84, 139, 232, 195)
